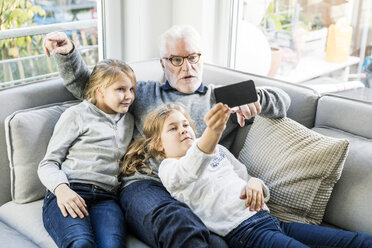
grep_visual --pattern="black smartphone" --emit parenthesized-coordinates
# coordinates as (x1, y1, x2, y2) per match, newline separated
(214, 80, 258, 107)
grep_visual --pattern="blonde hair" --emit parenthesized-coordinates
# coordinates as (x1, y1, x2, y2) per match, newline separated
(121, 103, 195, 176)
(84, 59, 136, 104)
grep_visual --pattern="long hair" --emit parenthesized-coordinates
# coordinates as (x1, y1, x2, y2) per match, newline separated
(84, 59, 136, 104)
(121, 103, 195, 176)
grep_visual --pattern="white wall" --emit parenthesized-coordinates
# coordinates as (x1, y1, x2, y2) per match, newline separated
(102, 0, 232, 66)
(171, 0, 203, 31)
(100, 0, 124, 60)
(171, 0, 231, 66)
(122, 0, 172, 62)
(201, 0, 231, 67)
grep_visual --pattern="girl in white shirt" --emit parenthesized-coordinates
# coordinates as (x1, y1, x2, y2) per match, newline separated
(122, 103, 372, 248)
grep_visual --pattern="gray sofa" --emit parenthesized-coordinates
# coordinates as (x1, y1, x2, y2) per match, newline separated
(0, 59, 371, 247)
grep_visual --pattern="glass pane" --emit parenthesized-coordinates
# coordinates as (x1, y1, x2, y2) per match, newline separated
(0, 0, 98, 89)
(234, 0, 371, 90)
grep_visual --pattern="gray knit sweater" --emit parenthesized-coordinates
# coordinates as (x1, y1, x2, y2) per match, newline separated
(54, 48, 291, 188)
(38, 100, 134, 193)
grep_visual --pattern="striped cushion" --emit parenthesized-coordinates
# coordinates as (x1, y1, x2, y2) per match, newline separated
(238, 116, 349, 224)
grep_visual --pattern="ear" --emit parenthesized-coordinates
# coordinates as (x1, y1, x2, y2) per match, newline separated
(96, 87, 104, 98)
(154, 141, 164, 152)
(160, 58, 165, 70)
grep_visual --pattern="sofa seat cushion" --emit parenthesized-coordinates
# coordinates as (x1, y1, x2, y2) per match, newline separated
(313, 127, 372, 235)
(0, 200, 57, 248)
(0, 220, 39, 248)
(0, 200, 150, 248)
(239, 116, 349, 225)
(5, 101, 79, 203)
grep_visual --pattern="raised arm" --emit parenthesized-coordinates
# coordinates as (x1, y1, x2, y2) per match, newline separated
(43, 32, 91, 100)
(159, 103, 232, 191)
(197, 103, 231, 154)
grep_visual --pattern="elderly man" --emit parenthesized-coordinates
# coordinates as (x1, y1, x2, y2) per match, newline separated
(43, 25, 290, 248)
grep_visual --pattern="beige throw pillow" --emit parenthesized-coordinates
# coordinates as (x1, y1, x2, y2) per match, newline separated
(238, 116, 349, 225)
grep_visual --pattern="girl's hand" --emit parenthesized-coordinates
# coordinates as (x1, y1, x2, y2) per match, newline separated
(54, 184, 89, 219)
(204, 103, 231, 135)
(240, 178, 265, 212)
(198, 103, 232, 154)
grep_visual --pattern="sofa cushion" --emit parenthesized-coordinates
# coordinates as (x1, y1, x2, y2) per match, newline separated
(0, 200, 57, 248)
(238, 116, 349, 225)
(313, 127, 372, 235)
(0, 200, 149, 248)
(4, 101, 79, 203)
(0, 220, 39, 248)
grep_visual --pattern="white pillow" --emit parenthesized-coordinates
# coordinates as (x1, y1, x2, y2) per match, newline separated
(238, 116, 349, 224)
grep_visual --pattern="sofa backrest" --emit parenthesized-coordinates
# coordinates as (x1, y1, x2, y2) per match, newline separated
(129, 58, 165, 83)
(203, 64, 320, 128)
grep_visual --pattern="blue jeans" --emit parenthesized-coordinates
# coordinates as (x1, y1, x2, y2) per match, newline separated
(225, 210, 372, 248)
(42, 183, 126, 248)
(120, 180, 228, 248)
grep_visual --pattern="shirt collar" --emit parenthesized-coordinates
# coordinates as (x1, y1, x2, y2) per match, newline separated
(161, 81, 208, 94)
(84, 100, 124, 123)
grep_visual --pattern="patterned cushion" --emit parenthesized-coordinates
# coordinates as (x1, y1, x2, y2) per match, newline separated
(238, 116, 349, 224)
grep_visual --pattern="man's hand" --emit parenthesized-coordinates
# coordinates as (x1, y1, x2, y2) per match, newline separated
(54, 184, 89, 219)
(232, 93, 261, 127)
(43, 32, 74, 57)
(240, 178, 264, 212)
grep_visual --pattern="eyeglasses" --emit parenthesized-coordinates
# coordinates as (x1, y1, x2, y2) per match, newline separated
(162, 53, 201, 67)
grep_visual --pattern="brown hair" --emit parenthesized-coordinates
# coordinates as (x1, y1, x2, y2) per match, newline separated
(84, 59, 136, 104)
(121, 103, 195, 176)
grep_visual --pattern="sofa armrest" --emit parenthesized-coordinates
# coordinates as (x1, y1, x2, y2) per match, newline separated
(315, 95, 372, 139)
(313, 94, 372, 235)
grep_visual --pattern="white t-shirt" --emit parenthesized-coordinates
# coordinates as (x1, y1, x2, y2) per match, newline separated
(158, 141, 270, 236)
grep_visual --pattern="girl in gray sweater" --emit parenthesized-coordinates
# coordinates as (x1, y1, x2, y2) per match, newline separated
(38, 59, 135, 248)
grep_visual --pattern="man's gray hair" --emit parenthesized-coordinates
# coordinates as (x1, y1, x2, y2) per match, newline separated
(158, 25, 202, 57)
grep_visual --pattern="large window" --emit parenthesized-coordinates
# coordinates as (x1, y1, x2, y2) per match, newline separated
(4, 0, 369, 91)
(0, 0, 98, 89)
(232, 0, 372, 88)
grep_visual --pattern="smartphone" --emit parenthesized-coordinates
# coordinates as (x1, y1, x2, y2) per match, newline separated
(214, 80, 258, 107)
